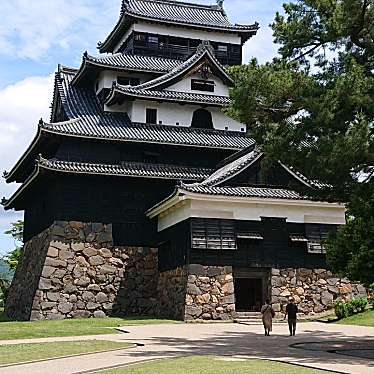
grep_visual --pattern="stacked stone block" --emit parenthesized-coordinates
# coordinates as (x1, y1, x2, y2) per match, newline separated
(6, 221, 158, 320)
(271, 268, 367, 317)
(185, 264, 235, 320)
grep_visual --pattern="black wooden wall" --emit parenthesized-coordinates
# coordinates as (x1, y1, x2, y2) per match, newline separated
(54, 137, 231, 169)
(22, 173, 176, 244)
(159, 218, 336, 271)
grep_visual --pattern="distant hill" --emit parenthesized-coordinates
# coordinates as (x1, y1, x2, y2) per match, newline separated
(0, 260, 13, 282)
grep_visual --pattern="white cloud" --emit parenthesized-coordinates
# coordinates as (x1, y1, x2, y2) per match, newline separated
(0, 74, 53, 254)
(0, 0, 118, 60)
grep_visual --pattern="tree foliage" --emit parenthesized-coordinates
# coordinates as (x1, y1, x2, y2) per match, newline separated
(3, 220, 23, 270)
(227, 0, 374, 285)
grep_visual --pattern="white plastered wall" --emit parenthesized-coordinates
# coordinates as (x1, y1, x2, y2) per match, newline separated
(156, 195, 346, 232)
(96, 71, 153, 93)
(105, 99, 245, 132)
(167, 73, 229, 96)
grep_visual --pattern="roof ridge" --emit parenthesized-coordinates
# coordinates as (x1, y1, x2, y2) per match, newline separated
(125, 0, 222, 11)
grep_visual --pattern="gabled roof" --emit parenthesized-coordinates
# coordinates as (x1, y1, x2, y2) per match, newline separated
(105, 42, 234, 106)
(2, 156, 213, 210)
(50, 64, 250, 149)
(98, 0, 259, 53)
(6, 59, 254, 184)
(197, 147, 263, 187)
(106, 85, 230, 106)
(72, 53, 182, 87)
(134, 42, 233, 90)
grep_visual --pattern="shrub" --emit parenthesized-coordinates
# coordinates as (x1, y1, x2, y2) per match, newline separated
(369, 283, 374, 310)
(350, 298, 368, 313)
(334, 300, 348, 319)
(334, 298, 368, 319)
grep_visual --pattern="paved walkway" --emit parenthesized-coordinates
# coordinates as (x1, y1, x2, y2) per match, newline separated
(0, 322, 373, 374)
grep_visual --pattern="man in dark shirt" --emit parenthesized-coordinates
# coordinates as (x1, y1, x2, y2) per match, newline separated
(285, 297, 298, 336)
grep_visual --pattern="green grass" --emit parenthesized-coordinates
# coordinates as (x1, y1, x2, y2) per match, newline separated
(0, 340, 132, 366)
(100, 356, 335, 374)
(337, 309, 374, 327)
(0, 314, 179, 340)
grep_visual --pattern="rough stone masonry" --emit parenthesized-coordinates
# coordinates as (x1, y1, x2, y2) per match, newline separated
(5, 221, 367, 321)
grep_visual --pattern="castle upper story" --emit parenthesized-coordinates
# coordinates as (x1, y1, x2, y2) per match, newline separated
(98, 0, 259, 65)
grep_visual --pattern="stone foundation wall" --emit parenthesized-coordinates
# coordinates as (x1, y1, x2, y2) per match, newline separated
(185, 264, 235, 320)
(6, 221, 158, 320)
(5, 228, 51, 320)
(157, 267, 187, 320)
(271, 268, 367, 317)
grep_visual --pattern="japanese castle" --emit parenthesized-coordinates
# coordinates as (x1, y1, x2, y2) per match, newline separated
(3, 0, 364, 321)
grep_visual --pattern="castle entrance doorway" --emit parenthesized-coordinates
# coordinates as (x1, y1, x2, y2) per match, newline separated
(234, 268, 269, 312)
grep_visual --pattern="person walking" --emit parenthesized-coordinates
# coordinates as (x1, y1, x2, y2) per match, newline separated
(285, 297, 298, 336)
(261, 299, 275, 336)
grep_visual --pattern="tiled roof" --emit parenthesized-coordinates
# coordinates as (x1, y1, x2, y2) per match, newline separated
(39, 157, 212, 181)
(72, 53, 182, 86)
(50, 65, 253, 150)
(107, 84, 230, 106)
(85, 53, 181, 72)
(279, 162, 331, 189)
(99, 0, 259, 52)
(197, 147, 262, 187)
(42, 120, 253, 150)
(179, 184, 306, 200)
(2, 157, 213, 210)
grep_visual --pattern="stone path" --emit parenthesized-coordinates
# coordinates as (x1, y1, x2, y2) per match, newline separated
(0, 322, 373, 374)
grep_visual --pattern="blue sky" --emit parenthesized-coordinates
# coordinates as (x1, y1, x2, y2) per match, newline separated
(0, 0, 284, 255)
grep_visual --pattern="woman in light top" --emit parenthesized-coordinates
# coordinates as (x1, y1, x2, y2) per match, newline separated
(261, 299, 275, 336)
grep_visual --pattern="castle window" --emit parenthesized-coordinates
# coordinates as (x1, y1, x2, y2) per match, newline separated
(135, 33, 146, 44)
(191, 79, 215, 93)
(146, 108, 157, 124)
(148, 35, 159, 44)
(191, 108, 213, 129)
(117, 77, 140, 86)
(191, 219, 236, 250)
(217, 45, 228, 52)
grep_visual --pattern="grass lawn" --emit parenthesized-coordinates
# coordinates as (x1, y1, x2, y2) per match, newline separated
(337, 309, 374, 327)
(0, 340, 132, 366)
(0, 314, 179, 340)
(100, 356, 335, 374)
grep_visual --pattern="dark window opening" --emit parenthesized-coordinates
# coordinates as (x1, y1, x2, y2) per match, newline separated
(146, 108, 157, 124)
(191, 79, 215, 92)
(191, 108, 213, 129)
(117, 77, 140, 86)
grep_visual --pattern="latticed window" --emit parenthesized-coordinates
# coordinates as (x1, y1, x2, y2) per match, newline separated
(305, 224, 335, 254)
(191, 219, 236, 250)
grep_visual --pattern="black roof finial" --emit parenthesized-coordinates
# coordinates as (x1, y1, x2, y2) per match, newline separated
(38, 118, 44, 126)
(1, 197, 7, 206)
(216, 0, 224, 7)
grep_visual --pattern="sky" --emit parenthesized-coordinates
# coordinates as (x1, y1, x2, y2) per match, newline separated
(0, 0, 284, 255)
